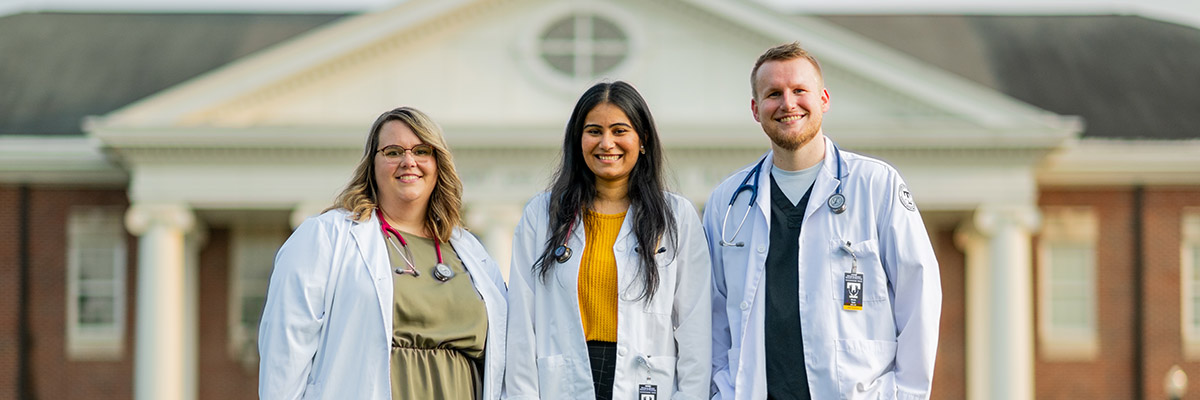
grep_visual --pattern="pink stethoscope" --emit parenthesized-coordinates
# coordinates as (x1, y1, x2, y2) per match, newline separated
(376, 208, 454, 282)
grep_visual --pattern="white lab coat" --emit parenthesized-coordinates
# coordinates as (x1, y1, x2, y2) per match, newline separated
(258, 208, 508, 400)
(504, 192, 712, 400)
(703, 137, 941, 400)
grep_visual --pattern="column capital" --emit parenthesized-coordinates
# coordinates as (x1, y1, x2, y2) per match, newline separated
(972, 204, 1040, 236)
(126, 203, 195, 236)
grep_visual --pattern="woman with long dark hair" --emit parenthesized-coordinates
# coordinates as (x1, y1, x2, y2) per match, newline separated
(504, 82, 711, 400)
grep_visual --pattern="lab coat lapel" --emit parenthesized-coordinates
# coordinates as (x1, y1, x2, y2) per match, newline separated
(754, 152, 774, 223)
(805, 137, 841, 221)
(348, 213, 393, 337)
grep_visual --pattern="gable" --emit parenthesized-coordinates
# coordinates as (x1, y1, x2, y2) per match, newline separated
(92, 0, 1076, 151)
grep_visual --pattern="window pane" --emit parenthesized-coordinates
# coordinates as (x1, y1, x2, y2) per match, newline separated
(593, 54, 624, 76)
(79, 249, 117, 280)
(79, 296, 115, 325)
(543, 54, 574, 74)
(1052, 298, 1087, 326)
(241, 296, 267, 328)
(542, 17, 575, 40)
(591, 16, 625, 40)
(1050, 244, 1089, 278)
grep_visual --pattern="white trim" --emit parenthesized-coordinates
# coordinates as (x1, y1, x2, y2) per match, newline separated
(1182, 210, 1200, 359)
(1039, 139, 1200, 186)
(65, 206, 128, 360)
(1036, 206, 1099, 361)
(0, 136, 127, 185)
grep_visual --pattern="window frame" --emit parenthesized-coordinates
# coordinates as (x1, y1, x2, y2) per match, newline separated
(227, 223, 288, 369)
(65, 206, 128, 360)
(1181, 209, 1200, 359)
(518, 3, 642, 94)
(1036, 206, 1100, 361)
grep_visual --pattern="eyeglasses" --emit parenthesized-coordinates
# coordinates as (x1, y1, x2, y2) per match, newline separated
(376, 144, 435, 161)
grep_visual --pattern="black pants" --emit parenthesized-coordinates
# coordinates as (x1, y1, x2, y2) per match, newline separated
(587, 340, 616, 400)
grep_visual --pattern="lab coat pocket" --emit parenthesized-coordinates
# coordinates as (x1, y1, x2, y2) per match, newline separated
(829, 239, 888, 302)
(835, 339, 897, 400)
(536, 354, 575, 398)
(638, 355, 678, 399)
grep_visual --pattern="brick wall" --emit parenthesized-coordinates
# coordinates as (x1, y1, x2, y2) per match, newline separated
(1036, 188, 1138, 400)
(0, 186, 21, 400)
(23, 188, 134, 399)
(198, 228, 260, 399)
(1142, 188, 1200, 400)
(931, 227, 967, 400)
(1037, 187, 1200, 400)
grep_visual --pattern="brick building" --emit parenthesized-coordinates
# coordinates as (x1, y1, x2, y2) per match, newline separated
(2, 1, 1198, 399)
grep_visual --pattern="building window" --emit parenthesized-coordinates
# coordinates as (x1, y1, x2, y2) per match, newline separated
(1037, 207, 1099, 360)
(538, 13, 629, 80)
(228, 223, 288, 369)
(1182, 211, 1200, 359)
(66, 206, 127, 360)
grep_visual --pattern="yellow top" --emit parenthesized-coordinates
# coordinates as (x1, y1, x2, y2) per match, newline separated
(579, 209, 626, 342)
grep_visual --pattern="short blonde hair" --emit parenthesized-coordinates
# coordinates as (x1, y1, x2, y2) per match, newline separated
(750, 42, 824, 98)
(329, 107, 463, 243)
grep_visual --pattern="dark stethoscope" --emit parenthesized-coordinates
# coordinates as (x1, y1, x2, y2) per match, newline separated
(376, 208, 455, 282)
(551, 212, 664, 264)
(718, 144, 847, 247)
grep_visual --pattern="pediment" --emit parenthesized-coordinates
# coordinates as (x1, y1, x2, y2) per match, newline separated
(91, 0, 1078, 152)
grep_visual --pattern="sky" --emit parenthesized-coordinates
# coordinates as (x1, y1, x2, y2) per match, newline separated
(2, 0, 1199, 27)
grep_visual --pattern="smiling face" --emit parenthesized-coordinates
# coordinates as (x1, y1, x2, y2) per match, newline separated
(374, 120, 437, 211)
(751, 57, 830, 152)
(581, 102, 641, 188)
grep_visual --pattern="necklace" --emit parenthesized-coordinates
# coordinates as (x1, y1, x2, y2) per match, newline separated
(376, 208, 456, 282)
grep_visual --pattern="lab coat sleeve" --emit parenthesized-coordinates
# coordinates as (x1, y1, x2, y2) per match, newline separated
(702, 189, 734, 399)
(502, 202, 542, 400)
(877, 173, 942, 400)
(258, 217, 334, 400)
(671, 198, 713, 400)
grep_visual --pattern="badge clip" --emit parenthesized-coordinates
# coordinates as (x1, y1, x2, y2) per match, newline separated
(840, 241, 863, 311)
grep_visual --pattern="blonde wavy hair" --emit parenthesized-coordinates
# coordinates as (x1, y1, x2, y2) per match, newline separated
(329, 106, 464, 243)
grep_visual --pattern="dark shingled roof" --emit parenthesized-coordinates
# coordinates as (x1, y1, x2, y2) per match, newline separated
(0, 12, 347, 136)
(819, 15, 1200, 140)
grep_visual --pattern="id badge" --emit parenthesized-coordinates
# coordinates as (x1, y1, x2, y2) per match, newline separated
(843, 272, 864, 311)
(638, 383, 658, 400)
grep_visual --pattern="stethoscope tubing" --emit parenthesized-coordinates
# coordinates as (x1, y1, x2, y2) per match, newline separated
(719, 144, 846, 247)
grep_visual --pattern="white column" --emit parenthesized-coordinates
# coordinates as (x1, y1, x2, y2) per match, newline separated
(126, 203, 195, 400)
(182, 224, 207, 400)
(467, 203, 523, 282)
(957, 205, 1039, 400)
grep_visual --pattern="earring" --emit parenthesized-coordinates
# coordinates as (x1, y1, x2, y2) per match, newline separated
(639, 145, 646, 154)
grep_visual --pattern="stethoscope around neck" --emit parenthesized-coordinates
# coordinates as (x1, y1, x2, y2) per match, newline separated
(718, 143, 847, 247)
(376, 208, 455, 282)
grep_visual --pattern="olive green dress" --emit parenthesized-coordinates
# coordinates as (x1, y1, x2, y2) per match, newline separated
(385, 230, 488, 400)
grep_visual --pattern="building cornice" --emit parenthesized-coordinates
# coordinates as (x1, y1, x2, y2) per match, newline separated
(0, 136, 127, 186)
(1038, 139, 1200, 186)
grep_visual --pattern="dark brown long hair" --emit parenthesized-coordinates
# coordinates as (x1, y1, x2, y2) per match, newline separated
(534, 81, 677, 302)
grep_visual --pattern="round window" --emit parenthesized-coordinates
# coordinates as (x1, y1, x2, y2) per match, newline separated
(538, 13, 629, 79)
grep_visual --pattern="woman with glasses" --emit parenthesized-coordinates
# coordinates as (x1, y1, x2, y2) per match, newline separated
(504, 82, 711, 400)
(259, 107, 507, 399)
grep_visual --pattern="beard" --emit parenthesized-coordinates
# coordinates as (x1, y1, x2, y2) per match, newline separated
(765, 113, 822, 151)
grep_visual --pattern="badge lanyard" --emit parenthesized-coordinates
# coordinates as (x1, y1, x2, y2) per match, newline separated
(376, 208, 455, 282)
(840, 241, 863, 311)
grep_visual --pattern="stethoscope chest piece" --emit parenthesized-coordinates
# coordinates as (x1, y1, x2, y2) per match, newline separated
(432, 263, 455, 282)
(827, 193, 847, 214)
(553, 245, 573, 264)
